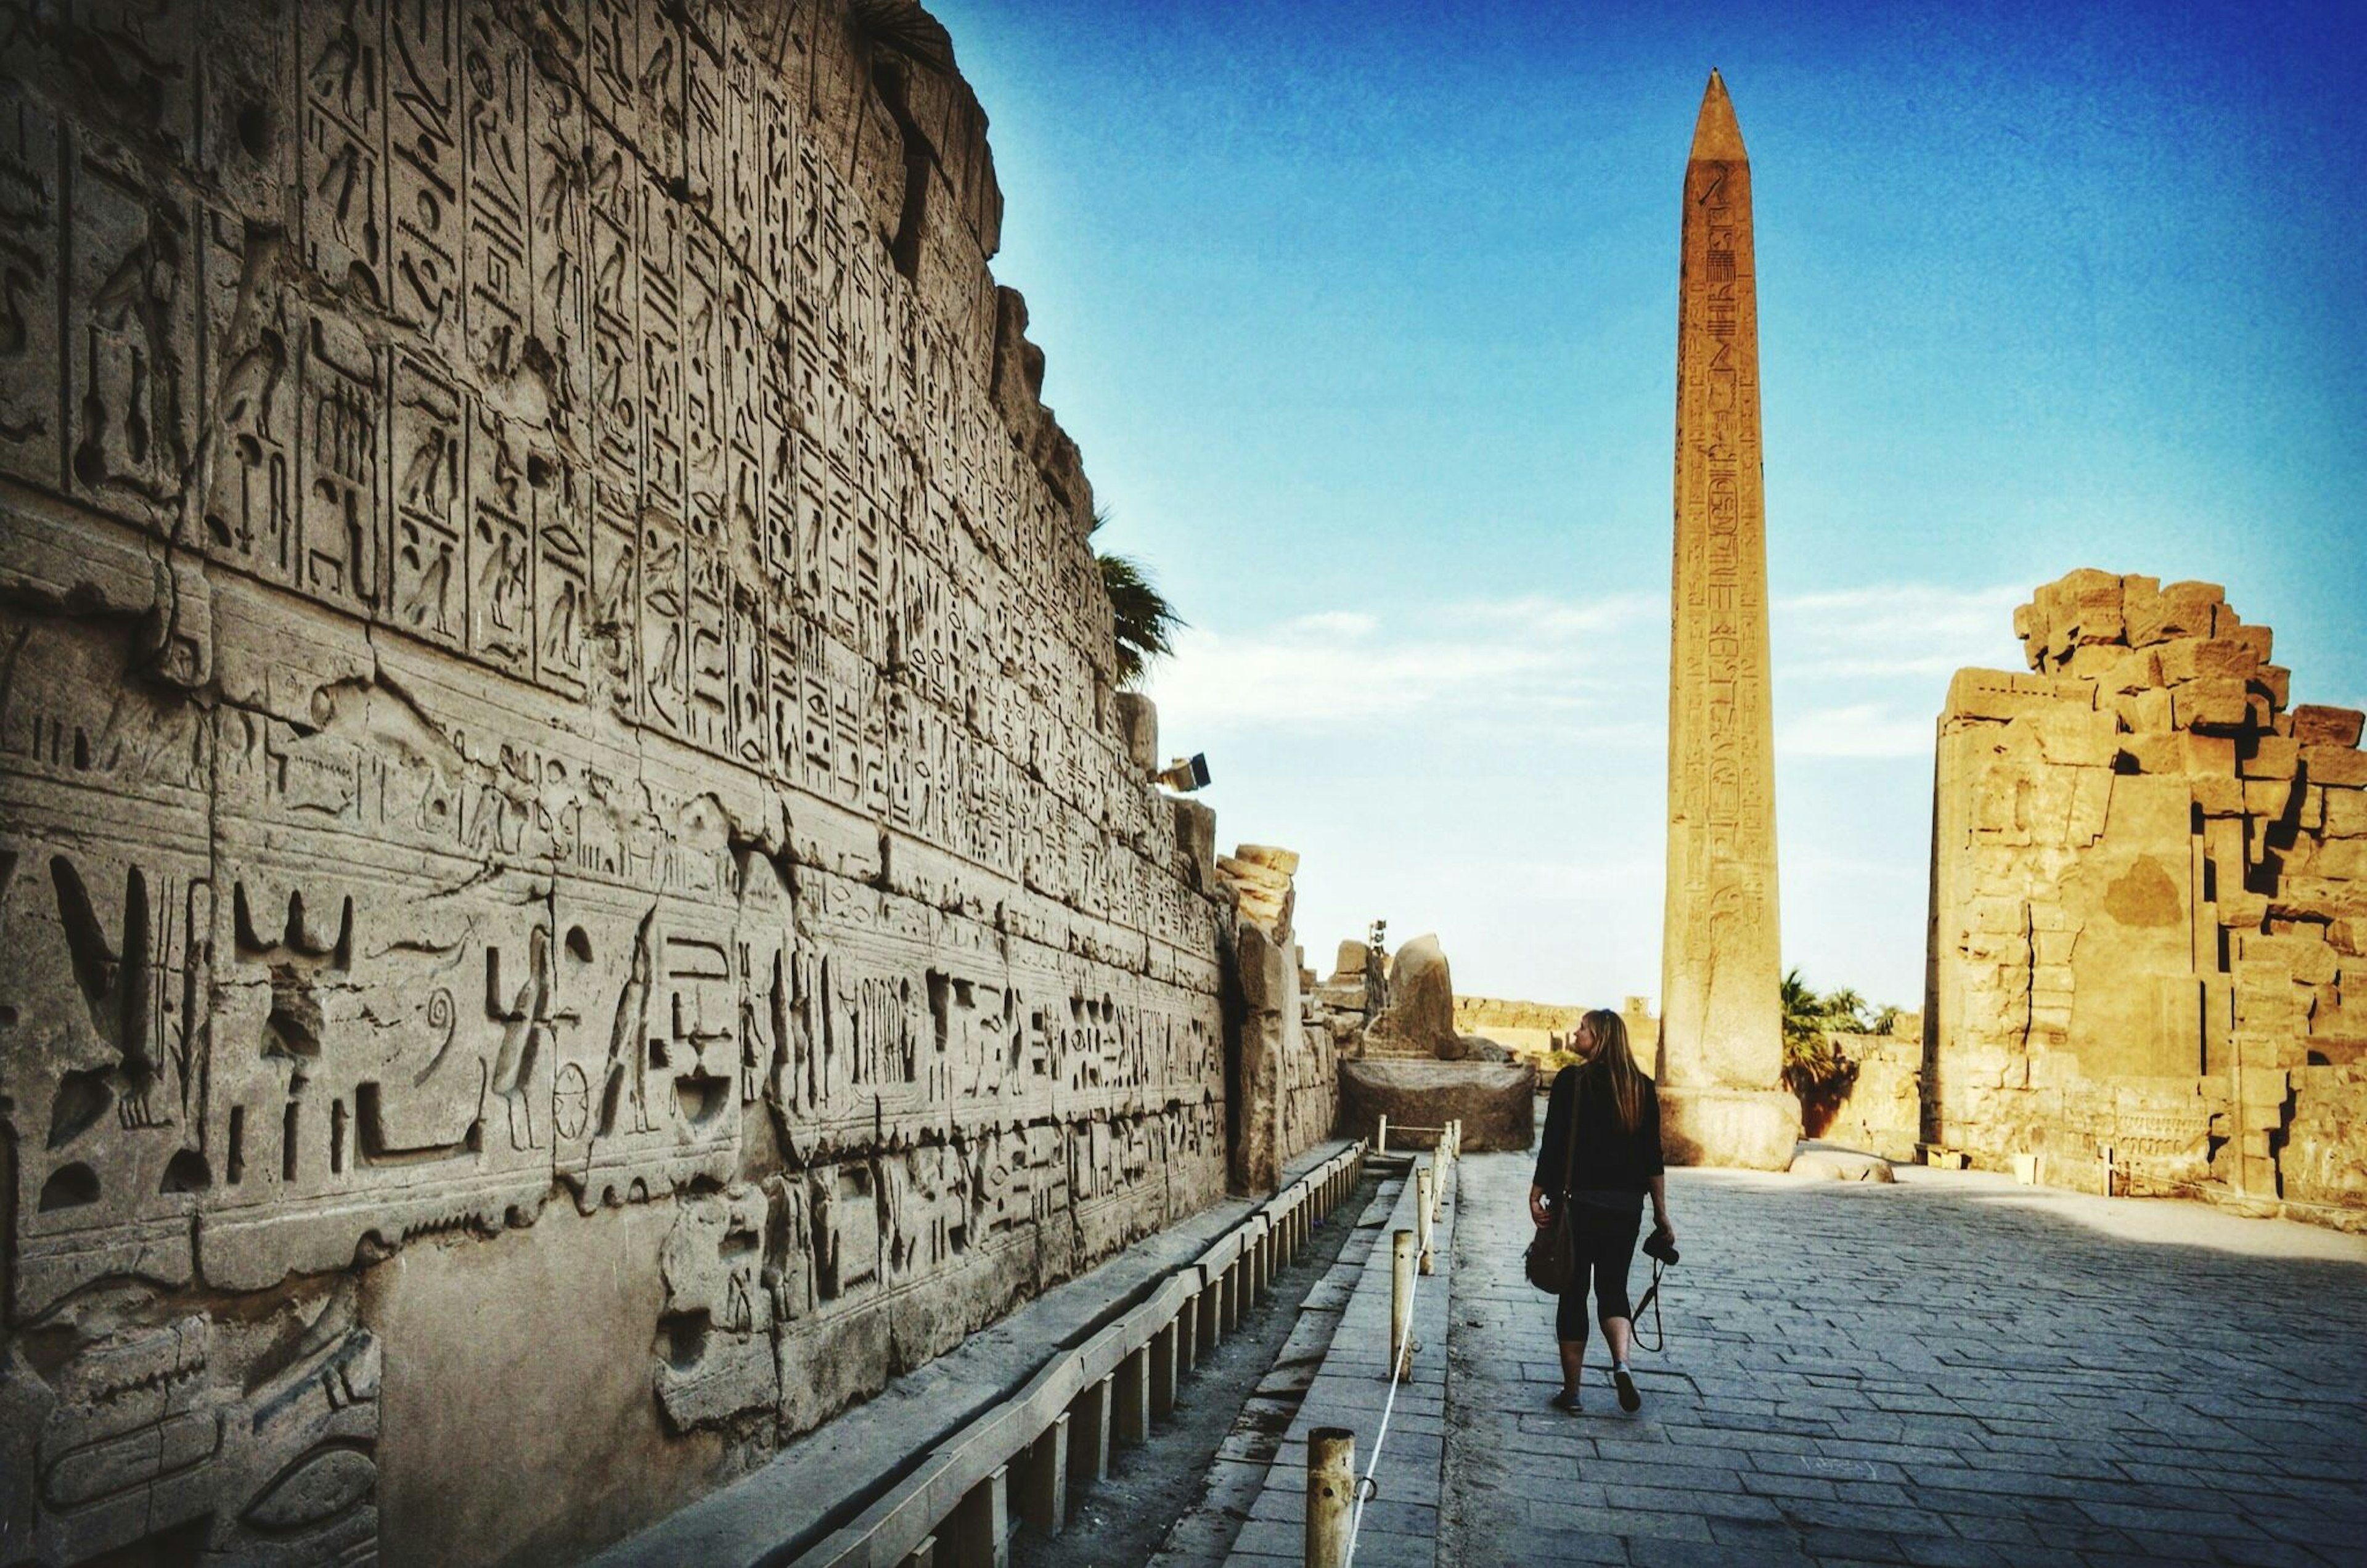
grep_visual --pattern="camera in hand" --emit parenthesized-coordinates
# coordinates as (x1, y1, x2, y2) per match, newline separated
(1642, 1227, 1679, 1266)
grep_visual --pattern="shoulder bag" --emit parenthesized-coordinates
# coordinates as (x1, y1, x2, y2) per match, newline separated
(1523, 1071, 1587, 1294)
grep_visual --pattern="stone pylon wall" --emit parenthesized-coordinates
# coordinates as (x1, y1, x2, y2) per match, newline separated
(1925, 570, 2367, 1212)
(0, 4, 1237, 1563)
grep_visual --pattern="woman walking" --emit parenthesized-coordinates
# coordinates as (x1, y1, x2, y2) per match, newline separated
(1528, 1009, 1673, 1413)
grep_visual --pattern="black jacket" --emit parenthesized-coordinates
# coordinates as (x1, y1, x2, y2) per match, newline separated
(1532, 1064, 1665, 1196)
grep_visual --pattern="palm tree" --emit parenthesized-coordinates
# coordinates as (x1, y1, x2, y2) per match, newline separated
(1098, 550, 1183, 688)
(1778, 969, 1858, 1133)
(1823, 987, 1870, 1033)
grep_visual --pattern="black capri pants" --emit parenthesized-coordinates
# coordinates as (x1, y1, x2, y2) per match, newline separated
(1555, 1203, 1642, 1339)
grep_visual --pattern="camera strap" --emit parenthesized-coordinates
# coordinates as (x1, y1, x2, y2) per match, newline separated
(1632, 1256, 1668, 1354)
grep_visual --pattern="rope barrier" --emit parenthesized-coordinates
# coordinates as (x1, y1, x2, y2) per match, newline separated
(1341, 1156, 1446, 1567)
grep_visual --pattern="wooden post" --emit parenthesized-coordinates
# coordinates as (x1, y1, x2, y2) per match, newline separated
(1389, 1228, 1415, 1378)
(1306, 1427, 1355, 1568)
(1416, 1166, 1435, 1275)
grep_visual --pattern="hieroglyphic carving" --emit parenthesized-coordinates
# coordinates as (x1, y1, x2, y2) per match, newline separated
(0, 2, 1255, 1558)
(1660, 72, 1786, 1117)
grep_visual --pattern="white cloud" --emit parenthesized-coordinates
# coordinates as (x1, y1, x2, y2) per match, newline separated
(1773, 582, 2027, 681)
(1777, 701, 1938, 758)
(1145, 591, 1659, 737)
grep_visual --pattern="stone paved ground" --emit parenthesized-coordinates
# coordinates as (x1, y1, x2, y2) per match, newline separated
(1441, 1150, 2367, 1568)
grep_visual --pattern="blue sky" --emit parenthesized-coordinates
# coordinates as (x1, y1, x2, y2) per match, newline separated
(931, 0, 2367, 1009)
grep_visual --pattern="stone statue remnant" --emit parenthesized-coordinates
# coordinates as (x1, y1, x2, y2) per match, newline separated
(1656, 71, 1801, 1169)
(1363, 918, 1392, 1021)
(1320, 930, 1535, 1150)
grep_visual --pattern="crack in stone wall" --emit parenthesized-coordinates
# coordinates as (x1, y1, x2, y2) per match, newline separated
(0, 3, 1268, 1562)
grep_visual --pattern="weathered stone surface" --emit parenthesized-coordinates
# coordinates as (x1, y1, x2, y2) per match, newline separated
(1336, 1061, 1537, 1153)
(0, 6, 1309, 1564)
(1658, 72, 1796, 1167)
(1217, 845, 1296, 941)
(1223, 851, 1336, 1193)
(1791, 1145, 1897, 1182)
(1659, 1087, 1802, 1172)
(1815, 1027, 1924, 1162)
(2295, 704, 2367, 748)
(1365, 932, 1459, 1055)
(1928, 570, 2366, 1214)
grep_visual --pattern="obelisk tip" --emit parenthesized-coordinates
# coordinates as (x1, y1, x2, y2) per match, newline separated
(1689, 68, 1748, 163)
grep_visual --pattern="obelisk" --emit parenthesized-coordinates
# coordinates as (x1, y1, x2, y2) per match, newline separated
(1656, 71, 1799, 1170)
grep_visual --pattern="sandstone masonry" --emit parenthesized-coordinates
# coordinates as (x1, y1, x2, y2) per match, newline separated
(1926, 570, 2367, 1212)
(0, 5, 1287, 1564)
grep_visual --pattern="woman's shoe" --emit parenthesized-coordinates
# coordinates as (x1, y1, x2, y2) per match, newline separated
(1548, 1387, 1581, 1413)
(1612, 1366, 1641, 1413)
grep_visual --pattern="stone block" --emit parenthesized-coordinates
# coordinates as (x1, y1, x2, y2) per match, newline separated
(2177, 677, 2253, 733)
(2182, 731, 2238, 772)
(1113, 693, 1159, 773)
(2161, 638, 2261, 684)
(1173, 798, 1220, 888)
(2243, 779, 2293, 821)
(2118, 733, 2181, 775)
(2303, 744, 2367, 788)
(2323, 788, 2367, 839)
(2250, 664, 2292, 710)
(2127, 579, 2222, 647)
(1791, 1146, 1895, 1182)
(1233, 844, 1300, 876)
(2242, 931, 2337, 987)
(1945, 669, 2093, 722)
(1336, 1060, 1537, 1151)
(1657, 1086, 1802, 1171)
(2193, 772, 2247, 817)
(2294, 705, 2366, 748)
(2308, 839, 2367, 881)
(2114, 687, 2175, 734)
(2037, 708, 2120, 768)
(2241, 737, 2300, 782)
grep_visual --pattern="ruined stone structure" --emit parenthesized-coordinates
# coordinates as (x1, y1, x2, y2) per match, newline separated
(0, 5, 1312, 1563)
(1813, 1018, 1924, 1164)
(1216, 845, 1335, 1191)
(1449, 994, 1661, 1068)
(1314, 933, 1535, 1152)
(1926, 570, 2367, 1213)
(1658, 71, 1797, 1169)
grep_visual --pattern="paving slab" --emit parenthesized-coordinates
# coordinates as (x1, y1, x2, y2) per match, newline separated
(1216, 1158, 1461, 1568)
(1439, 1149, 2367, 1567)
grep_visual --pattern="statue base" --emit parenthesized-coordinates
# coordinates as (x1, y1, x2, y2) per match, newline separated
(1659, 1086, 1801, 1171)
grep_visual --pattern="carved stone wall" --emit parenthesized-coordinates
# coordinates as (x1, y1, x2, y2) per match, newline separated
(1925, 570, 2367, 1212)
(0, 3, 1242, 1562)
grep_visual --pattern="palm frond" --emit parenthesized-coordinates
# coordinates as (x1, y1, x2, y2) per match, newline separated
(1097, 550, 1183, 689)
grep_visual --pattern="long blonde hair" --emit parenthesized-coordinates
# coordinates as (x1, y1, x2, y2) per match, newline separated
(1582, 1008, 1645, 1133)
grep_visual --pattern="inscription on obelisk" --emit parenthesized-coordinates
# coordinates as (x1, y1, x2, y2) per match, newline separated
(1657, 70, 1800, 1169)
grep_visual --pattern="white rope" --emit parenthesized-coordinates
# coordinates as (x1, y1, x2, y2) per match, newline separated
(1343, 1161, 1444, 1566)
